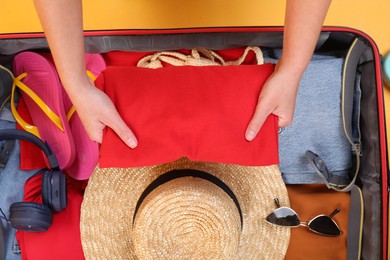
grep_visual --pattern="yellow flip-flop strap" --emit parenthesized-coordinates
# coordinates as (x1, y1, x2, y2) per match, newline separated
(11, 74, 40, 137)
(12, 73, 64, 137)
(86, 70, 97, 81)
(66, 70, 97, 120)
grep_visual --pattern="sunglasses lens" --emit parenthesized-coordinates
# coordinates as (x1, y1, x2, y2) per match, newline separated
(308, 215, 341, 236)
(266, 207, 300, 227)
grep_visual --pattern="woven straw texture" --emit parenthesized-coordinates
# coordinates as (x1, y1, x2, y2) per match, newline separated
(80, 157, 290, 259)
(137, 46, 264, 68)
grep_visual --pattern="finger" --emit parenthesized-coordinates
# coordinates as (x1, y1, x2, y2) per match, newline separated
(87, 125, 103, 144)
(245, 98, 273, 141)
(277, 115, 293, 128)
(105, 112, 138, 149)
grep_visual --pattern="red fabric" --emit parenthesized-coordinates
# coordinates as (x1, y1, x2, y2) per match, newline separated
(103, 51, 155, 66)
(103, 48, 258, 67)
(16, 175, 86, 260)
(96, 64, 278, 167)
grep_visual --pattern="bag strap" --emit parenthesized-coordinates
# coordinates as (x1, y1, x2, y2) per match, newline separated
(307, 38, 368, 192)
(347, 185, 364, 260)
(137, 46, 264, 68)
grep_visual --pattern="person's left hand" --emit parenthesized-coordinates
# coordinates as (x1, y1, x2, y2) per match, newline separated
(245, 64, 302, 141)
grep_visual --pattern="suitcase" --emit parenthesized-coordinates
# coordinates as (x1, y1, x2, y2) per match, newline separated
(0, 26, 387, 260)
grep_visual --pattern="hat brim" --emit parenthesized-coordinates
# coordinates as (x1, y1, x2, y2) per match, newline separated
(80, 157, 290, 259)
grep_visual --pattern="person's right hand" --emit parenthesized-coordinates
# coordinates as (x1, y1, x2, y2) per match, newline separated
(69, 78, 138, 148)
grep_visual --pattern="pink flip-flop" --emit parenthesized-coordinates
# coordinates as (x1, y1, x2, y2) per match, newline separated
(12, 52, 75, 169)
(62, 53, 106, 180)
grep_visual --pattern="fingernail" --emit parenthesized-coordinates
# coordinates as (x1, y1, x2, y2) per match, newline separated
(245, 130, 256, 141)
(128, 138, 138, 149)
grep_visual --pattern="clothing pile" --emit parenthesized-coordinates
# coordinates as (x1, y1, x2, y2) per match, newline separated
(0, 48, 350, 260)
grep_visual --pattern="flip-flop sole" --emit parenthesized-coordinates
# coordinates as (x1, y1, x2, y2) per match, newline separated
(63, 53, 106, 180)
(13, 52, 75, 169)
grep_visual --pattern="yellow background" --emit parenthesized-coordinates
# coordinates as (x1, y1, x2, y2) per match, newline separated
(1, 1, 389, 54)
(0, 0, 390, 54)
(1, 0, 390, 141)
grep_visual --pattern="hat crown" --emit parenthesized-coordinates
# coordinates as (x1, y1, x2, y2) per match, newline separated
(133, 176, 242, 259)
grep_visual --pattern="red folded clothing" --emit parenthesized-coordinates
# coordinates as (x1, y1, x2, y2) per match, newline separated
(102, 48, 259, 67)
(96, 63, 278, 167)
(17, 98, 47, 170)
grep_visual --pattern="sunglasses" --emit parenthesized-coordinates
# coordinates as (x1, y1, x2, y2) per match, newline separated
(266, 198, 342, 237)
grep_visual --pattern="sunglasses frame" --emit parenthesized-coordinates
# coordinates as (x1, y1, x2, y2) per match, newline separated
(266, 198, 342, 237)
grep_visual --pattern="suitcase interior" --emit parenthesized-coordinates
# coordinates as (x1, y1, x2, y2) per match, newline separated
(0, 27, 388, 259)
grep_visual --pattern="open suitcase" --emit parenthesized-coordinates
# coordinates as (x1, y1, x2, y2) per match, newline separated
(0, 26, 388, 260)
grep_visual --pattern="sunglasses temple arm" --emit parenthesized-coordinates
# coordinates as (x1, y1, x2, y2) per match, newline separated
(273, 198, 281, 208)
(329, 208, 340, 218)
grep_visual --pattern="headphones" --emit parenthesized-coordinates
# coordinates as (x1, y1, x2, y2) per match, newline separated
(0, 129, 67, 232)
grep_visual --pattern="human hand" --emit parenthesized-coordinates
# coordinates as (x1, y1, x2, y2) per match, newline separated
(245, 65, 301, 141)
(70, 78, 138, 148)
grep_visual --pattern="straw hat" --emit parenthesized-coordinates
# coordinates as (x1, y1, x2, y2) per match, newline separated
(80, 157, 290, 259)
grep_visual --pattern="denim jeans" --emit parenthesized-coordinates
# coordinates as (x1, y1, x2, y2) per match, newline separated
(265, 51, 352, 184)
(0, 106, 35, 260)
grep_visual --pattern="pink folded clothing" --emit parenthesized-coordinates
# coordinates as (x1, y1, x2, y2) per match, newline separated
(96, 63, 278, 167)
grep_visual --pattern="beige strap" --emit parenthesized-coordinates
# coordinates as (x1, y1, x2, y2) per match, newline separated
(137, 46, 264, 68)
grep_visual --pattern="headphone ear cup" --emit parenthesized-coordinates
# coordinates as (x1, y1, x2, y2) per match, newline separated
(9, 202, 53, 232)
(42, 170, 67, 212)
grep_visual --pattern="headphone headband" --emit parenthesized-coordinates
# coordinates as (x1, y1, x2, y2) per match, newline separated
(0, 129, 59, 170)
